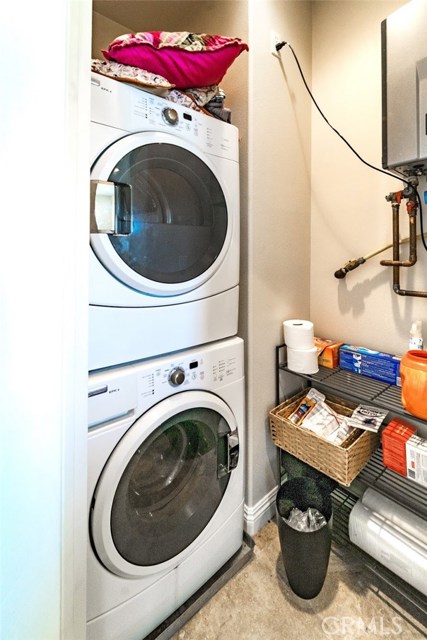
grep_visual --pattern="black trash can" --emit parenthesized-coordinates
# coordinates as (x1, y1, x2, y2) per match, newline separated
(276, 477, 333, 599)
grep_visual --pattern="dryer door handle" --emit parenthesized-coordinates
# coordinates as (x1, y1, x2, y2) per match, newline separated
(90, 180, 132, 235)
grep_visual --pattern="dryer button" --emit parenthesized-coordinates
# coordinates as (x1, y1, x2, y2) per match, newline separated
(169, 367, 186, 386)
(162, 107, 179, 126)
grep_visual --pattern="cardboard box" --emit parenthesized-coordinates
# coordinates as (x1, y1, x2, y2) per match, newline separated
(314, 337, 344, 369)
(382, 418, 417, 476)
(406, 434, 427, 487)
(339, 344, 401, 386)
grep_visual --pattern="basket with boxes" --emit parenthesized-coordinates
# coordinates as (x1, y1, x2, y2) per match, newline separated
(269, 389, 380, 486)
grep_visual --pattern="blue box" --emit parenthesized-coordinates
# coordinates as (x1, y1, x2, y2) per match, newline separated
(339, 344, 401, 386)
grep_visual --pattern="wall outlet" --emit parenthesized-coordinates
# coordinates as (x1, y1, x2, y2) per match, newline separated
(270, 31, 282, 58)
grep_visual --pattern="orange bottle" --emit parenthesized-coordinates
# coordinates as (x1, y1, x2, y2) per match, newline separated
(400, 350, 427, 420)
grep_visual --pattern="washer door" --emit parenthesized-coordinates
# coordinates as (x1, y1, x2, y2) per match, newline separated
(90, 391, 240, 578)
(90, 132, 231, 297)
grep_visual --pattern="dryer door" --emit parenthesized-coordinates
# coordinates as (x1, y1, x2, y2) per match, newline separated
(90, 132, 231, 296)
(90, 391, 240, 578)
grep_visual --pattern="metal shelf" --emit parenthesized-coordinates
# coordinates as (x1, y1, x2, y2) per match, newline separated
(276, 343, 409, 416)
(356, 449, 427, 519)
(275, 343, 427, 619)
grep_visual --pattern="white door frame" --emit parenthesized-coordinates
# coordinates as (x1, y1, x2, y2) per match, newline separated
(0, 1, 91, 639)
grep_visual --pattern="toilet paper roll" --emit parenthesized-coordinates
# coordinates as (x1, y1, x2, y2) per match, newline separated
(287, 346, 319, 375)
(283, 319, 314, 349)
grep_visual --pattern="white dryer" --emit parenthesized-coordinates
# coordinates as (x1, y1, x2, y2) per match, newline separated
(87, 337, 245, 640)
(89, 74, 241, 371)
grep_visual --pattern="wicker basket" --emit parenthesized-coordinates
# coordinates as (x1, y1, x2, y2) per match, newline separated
(269, 390, 379, 486)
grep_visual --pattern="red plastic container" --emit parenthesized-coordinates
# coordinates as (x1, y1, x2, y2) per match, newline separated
(400, 350, 427, 420)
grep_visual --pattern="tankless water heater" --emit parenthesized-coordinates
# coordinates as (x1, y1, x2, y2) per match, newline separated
(382, 0, 427, 174)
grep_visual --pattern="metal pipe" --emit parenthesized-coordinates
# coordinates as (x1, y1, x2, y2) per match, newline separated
(389, 202, 427, 297)
(393, 285, 427, 297)
(333, 233, 427, 280)
(380, 202, 417, 267)
(380, 184, 427, 297)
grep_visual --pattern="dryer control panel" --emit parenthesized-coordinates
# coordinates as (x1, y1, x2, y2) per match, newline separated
(91, 73, 239, 162)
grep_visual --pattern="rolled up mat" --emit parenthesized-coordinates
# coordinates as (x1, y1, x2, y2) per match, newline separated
(349, 499, 427, 596)
(362, 487, 427, 547)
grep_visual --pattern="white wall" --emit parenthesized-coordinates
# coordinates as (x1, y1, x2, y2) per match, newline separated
(310, 0, 427, 356)
(0, 1, 91, 638)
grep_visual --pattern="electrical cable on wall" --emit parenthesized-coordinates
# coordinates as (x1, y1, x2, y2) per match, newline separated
(276, 40, 427, 256)
(276, 41, 410, 184)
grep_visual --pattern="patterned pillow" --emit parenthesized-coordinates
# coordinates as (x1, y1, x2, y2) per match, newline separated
(102, 31, 249, 89)
(91, 59, 175, 90)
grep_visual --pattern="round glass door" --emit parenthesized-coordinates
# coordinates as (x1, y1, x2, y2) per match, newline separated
(111, 407, 230, 566)
(90, 134, 231, 296)
(90, 391, 239, 577)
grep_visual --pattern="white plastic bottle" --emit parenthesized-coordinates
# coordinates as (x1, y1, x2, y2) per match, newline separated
(409, 320, 423, 350)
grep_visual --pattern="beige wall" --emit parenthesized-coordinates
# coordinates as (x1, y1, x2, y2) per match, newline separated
(310, 0, 427, 356)
(245, 0, 312, 527)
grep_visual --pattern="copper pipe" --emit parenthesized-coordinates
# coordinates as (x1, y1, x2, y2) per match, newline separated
(391, 205, 427, 297)
(392, 203, 400, 293)
(379, 184, 427, 297)
(380, 202, 417, 267)
(393, 285, 427, 297)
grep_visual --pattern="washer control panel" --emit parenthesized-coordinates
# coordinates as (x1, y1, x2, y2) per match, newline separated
(136, 344, 242, 411)
(88, 338, 243, 424)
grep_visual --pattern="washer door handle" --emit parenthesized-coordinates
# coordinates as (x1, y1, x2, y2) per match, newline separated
(218, 427, 239, 478)
(90, 180, 132, 235)
(227, 428, 240, 471)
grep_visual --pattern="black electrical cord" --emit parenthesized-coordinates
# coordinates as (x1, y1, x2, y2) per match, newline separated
(276, 40, 427, 253)
(276, 41, 411, 185)
(416, 190, 427, 252)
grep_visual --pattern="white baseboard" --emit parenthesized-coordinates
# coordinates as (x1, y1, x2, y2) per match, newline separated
(244, 485, 278, 536)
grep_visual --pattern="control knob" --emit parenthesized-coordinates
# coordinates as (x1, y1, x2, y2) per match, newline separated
(169, 366, 185, 386)
(162, 107, 179, 126)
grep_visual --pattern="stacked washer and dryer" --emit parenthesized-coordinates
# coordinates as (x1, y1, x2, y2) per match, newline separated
(87, 73, 245, 640)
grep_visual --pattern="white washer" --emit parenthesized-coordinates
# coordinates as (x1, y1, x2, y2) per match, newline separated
(87, 337, 245, 640)
(89, 74, 240, 371)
